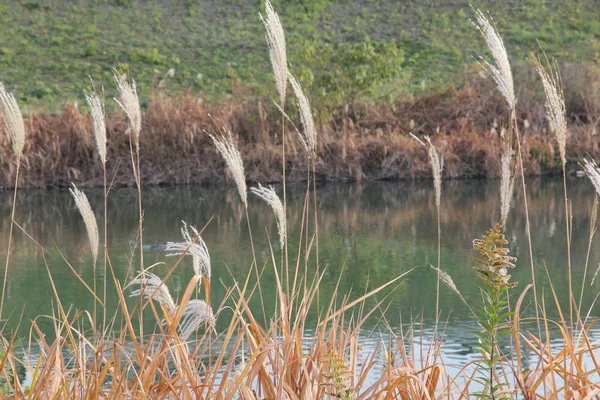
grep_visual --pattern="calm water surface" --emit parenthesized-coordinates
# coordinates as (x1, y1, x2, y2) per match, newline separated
(1, 178, 600, 380)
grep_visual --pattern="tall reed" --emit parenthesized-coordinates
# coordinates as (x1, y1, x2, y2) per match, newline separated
(0, 84, 25, 322)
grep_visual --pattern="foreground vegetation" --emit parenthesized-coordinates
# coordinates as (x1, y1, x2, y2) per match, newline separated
(0, 1, 599, 399)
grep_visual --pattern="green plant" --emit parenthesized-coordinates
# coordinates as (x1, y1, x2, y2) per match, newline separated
(472, 221, 517, 400)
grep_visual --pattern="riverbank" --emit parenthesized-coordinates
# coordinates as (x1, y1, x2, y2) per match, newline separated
(0, 75, 598, 188)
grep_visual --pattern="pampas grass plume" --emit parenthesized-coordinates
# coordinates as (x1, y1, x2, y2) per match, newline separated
(500, 151, 515, 222)
(473, 9, 515, 111)
(166, 221, 211, 280)
(179, 299, 215, 340)
(129, 271, 177, 316)
(288, 73, 317, 158)
(536, 60, 567, 165)
(85, 89, 107, 166)
(251, 184, 286, 249)
(69, 184, 99, 267)
(410, 134, 443, 209)
(260, 0, 288, 105)
(114, 72, 141, 151)
(0, 83, 25, 163)
(583, 158, 600, 196)
(210, 130, 247, 206)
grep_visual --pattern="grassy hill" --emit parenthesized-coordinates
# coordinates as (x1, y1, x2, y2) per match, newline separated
(0, 0, 598, 110)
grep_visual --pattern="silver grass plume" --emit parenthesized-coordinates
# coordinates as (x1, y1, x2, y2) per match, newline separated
(114, 73, 141, 151)
(536, 60, 567, 165)
(165, 221, 211, 280)
(251, 184, 286, 249)
(0, 84, 25, 162)
(473, 9, 515, 112)
(129, 271, 176, 316)
(260, 0, 288, 105)
(430, 266, 461, 297)
(179, 299, 215, 340)
(85, 89, 107, 166)
(210, 130, 247, 206)
(583, 158, 600, 196)
(288, 73, 317, 158)
(410, 134, 444, 209)
(500, 151, 516, 222)
(69, 184, 99, 267)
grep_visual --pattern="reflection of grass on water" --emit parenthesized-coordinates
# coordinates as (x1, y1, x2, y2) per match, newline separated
(1, 2, 600, 398)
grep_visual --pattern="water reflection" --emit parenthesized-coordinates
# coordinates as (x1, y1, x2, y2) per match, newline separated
(0, 178, 598, 339)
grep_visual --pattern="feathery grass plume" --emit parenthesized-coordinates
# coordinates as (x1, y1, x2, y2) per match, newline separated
(260, 0, 287, 105)
(85, 89, 107, 165)
(114, 72, 141, 151)
(430, 266, 461, 297)
(251, 184, 286, 249)
(69, 184, 99, 267)
(536, 59, 567, 165)
(209, 129, 247, 206)
(0, 84, 25, 162)
(410, 134, 444, 209)
(500, 151, 516, 221)
(583, 158, 600, 196)
(128, 271, 176, 316)
(178, 299, 215, 340)
(473, 9, 515, 111)
(165, 221, 211, 279)
(288, 73, 317, 158)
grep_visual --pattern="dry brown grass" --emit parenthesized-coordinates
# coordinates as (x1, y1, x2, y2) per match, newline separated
(0, 75, 597, 189)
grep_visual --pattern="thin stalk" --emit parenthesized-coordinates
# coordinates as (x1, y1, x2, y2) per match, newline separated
(281, 109, 289, 296)
(102, 167, 108, 328)
(244, 205, 265, 325)
(0, 164, 20, 321)
(578, 197, 597, 312)
(513, 116, 542, 338)
(561, 163, 573, 329)
(312, 158, 320, 313)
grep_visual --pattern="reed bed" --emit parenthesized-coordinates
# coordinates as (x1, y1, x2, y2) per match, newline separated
(0, 2, 599, 399)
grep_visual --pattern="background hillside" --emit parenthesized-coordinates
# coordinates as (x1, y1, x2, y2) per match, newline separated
(0, 0, 598, 110)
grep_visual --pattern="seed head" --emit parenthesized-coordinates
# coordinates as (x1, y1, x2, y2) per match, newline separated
(536, 60, 567, 165)
(0, 84, 25, 162)
(85, 89, 107, 166)
(251, 184, 286, 249)
(129, 271, 177, 317)
(179, 299, 215, 340)
(69, 184, 99, 267)
(260, 0, 288, 105)
(473, 9, 515, 111)
(209, 129, 247, 206)
(166, 221, 211, 280)
(288, 73, 317, 158)
(114, 73, 141, 151)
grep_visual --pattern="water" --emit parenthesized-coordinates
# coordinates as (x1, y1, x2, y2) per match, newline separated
(1, 178, 600, 385)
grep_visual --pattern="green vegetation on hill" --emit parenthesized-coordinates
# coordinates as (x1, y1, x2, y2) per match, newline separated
(0, 0, 598, 110)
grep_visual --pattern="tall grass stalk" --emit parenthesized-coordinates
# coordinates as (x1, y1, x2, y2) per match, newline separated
(261, 0, 290, 295)
(85, 86, 107, 326)
(0, 84, 25, 322)
(474, 9, 542, 341)
(536, 57, 574, 328)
